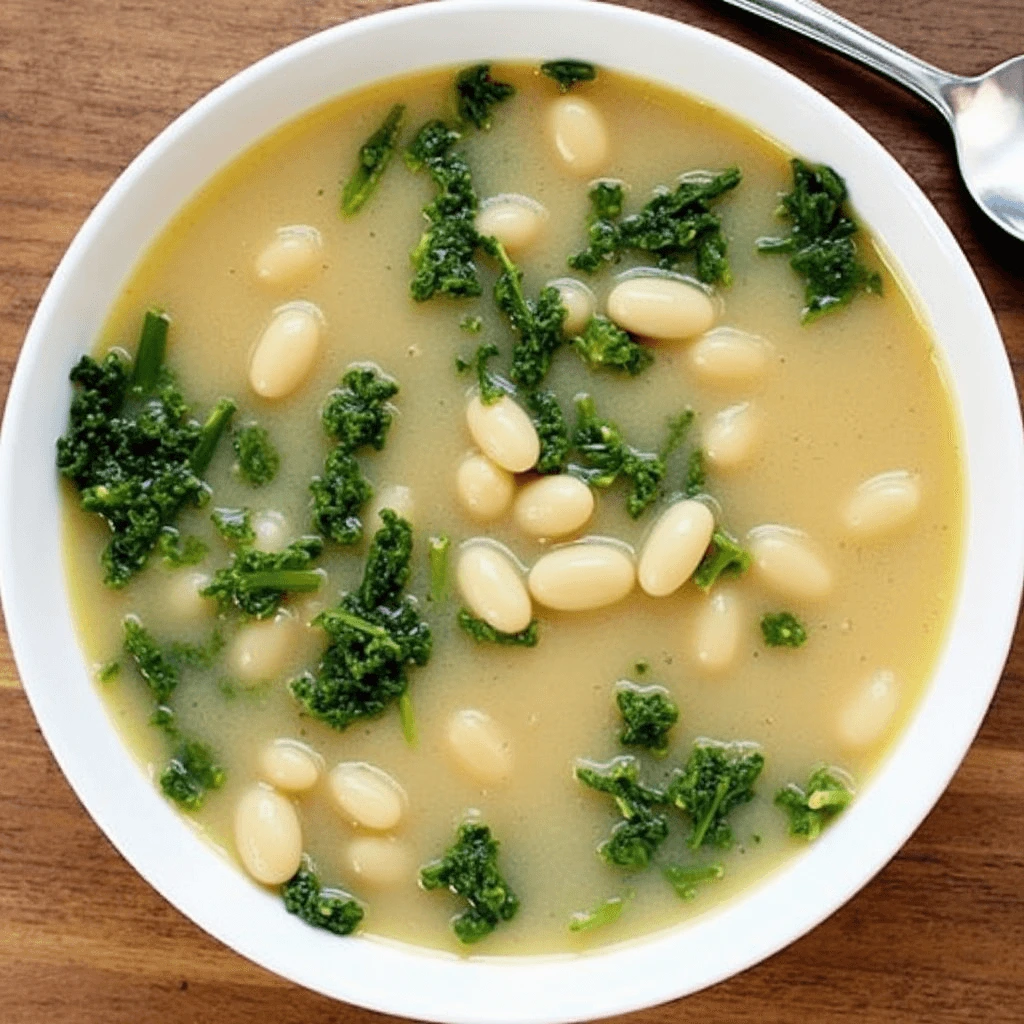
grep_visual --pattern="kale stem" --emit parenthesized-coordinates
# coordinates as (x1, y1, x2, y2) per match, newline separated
(398, 691, 417, 747)
(238, 570, 323, 593)
(131, 308, 170, 393)
(428, 534, 451, 601)
(807, 787, 853, 811)
(325, 609, 403, 653)
(688, 777, 730, 850)
(190, 397, 237, 474)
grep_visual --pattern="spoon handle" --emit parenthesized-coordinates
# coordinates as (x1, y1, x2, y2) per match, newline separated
(716, 0, 957, 119)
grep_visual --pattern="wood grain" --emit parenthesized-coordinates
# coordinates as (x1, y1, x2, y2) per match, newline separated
(1, 1, 1022, 1021)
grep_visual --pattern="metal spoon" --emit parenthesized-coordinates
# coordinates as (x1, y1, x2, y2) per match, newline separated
(718, 0, 1024, 240)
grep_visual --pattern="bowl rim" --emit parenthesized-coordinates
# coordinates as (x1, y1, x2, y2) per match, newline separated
(2, 1, 1022, 1022)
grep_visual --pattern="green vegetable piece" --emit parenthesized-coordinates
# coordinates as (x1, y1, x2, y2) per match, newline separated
(290, 510, 431, 730)
(310, 448, 374, 545)
(429, 534, 451, 602)
(568, 894, 628, 933)
(130, 308, 170, 394)
(568, 180, 626, 273)
(420, 822, 519, 944)
(541, 60, 598, 92)
(232, 423, 280, 487)
(693, 530, 751, 591)
(322, 366, 399, 453)
(341, 103, 406, 216)
(659, 409, 695, 461)
(405, 120, 482, 301)
(97, 660, 121, 683)
(399, 692, 417, 748)
(158, 527, 208, 568)
(459, 342, 508, 404)
(159, 740, 225, 811)
(575, 756, 669, 870)
(211, 506, 255, 545)
(574, 315, 654, 376)
(460, 314, 483, 333)
(761, 611, 808, 648)
(123, 617, 179, 704)
(662, 862, 724, 900)
(149, 705, 178, 735)
(168, 629, 224, 669)
(282, 857, 364, 934)
(615, 681, 679, 756)
(775, 766, 854, 839)
(667, 741, 765, 850)
(457, 609, 539, 647)
(757, 158, 882, 322)
(189, 398, 237, 476)
(455, 64, 516, 130)
(526, 390, 571, 474)
(202, 536, 324, 619)
(684, 449, 706, 498)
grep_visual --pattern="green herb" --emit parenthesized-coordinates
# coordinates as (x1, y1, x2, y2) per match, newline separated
(399, 692, 417, 747)
(290, 510, 431, 730)
(232, 423, 280, 486)
(757, 158, 882, 322)
(662, 862, 724, 900)
(568, 895, 628, 933)
(159, 740, 225, 810)
(460, 315, 483, 333)
(429, 534, 451, 602)
(667, 741, 764, 850)
(459, 342, 508, 404)
(457, 609, 539, 647)
(615, 681, 679, 756)
(573, 315, 653, 376)
(341, 103, 406, 216)
(761, 611, 807, 648)
(158, 528, 208, 568)
(775, 766, 854, 839)
(526, 390, 571, 474)
(123, 617, 179, 704)
(541, 59, 598, 92)
(693, 530, 751, 591)
(569, 168, 741, 285)
(684, 449, 706, 498)
(455, 64, 516, 130)
(322, 366, 399, 452)
(211, 507, 255, 545)
(282, 857, 364, 934)
(97, 660, 121, 683)
(420, 822, 519, 944)
(659, 409, 695, 461)
(310, 449, 374, 545)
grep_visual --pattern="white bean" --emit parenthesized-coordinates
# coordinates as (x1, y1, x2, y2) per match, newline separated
(691, 589, 743, 674)
(607, 276, 716, 341)
(549, 277, 596, 336)
(446, 709, 513, 785)
(252, 509, 289, 553)
(838, 669, 899, 749)
(842, 471, 921, 539)
(529, 542, 635, 611)
(254, 225, 323, 288)
(748, 525, 833, 602)
(514, 475, 594, 539)
(370, 484, 415, 531)
(466, 395, 540, 473)
(476, 194, 548, 252)
(457, 543, 532, 634)
(638, 499, 715, 597)
(229, 613, 298, 686)
(704, 403, 760, 471)
(548, 96, 610, 176)
(249, 302, 322, 400)
(328, 762, 406, 831)
(165, 571, 214, 624)
(347, 836, 414, 888)
(234, 784, 303, 885)
(258, 739, 321, 793)
(688, 327, 770, 387)
(456, 453, 515, 522)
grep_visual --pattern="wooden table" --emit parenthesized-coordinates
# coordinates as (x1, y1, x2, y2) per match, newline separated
(2, 1, 1022, 1020)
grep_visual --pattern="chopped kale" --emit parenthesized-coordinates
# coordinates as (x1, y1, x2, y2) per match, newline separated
(662, 862, 724, 900)
(123, 617, 179, 704)
(757, 158, 882, 322)
(684, 449, 706, 498)
(526, 390, 571, 474)
(459, 342, 508, 404)
(541, 59, 598, 92)
(568, 895, 628, 933)
(616, 681, 679, 756)
(659, 409, 695, 461)
(693, 530, 751, 591)
(341, 103, 406, 216)
(460, 314, 483, 333)
(130, 307, 170, 394)
(399, 691, 417, 747)
(761, 611, 808, 648)
(568, 180, 626, 273)
(573, 315, 653, 376)
(232, 423, 279, 487)
(211, 506, 255, 545)
(457, 609, 539, 647)
(321, 366, 399, 452)
(202, 536, 324, 619)
(455, 64, 516, 130)
(158, 527, 207, 568)
(310, 448, 374, 545)
(97, 660, 121, 683)
(775, 766, 854, 839)
(420, 822, 519, 944)
(667, 741, 765, 850)
(283, 857, 364, 934)
(429, 534, 451, 602)
(159, 740, 225, 811)
(290, 510, 431, 730)
(167, 628, 224, 670)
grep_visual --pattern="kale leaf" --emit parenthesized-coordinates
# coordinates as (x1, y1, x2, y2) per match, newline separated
(568, 895, 628, 933)
(693, 530, 751, 590)
(211, 506, 255, 545)
(283, 857, 365, 934)
(321, 366, 399, 452)
(573, 315, 653, 376)
(457, 342, 508, 404)
(123, 616, 179, 704)
(761, 611, 808, 648)
(757, 158, 882, 322)
(667, 741, 764, 849)
(457, 608, 539, 647)
(455, 64, 516, 130)
(526, 390, 571, 474)
(158, 528, 208, 568)
(232, 423, 279, 486)
(662, 862, 724, 900)
(341, 103, 406, 216)
(616, 681, 679, 756)
(568, 180, 626, 273)
(310, 449, 374, 545)
(159, 740, 225, 810)
(541, 60, 598, 92)
(420, 821, 519, 944)
(775, 766, 854, 839)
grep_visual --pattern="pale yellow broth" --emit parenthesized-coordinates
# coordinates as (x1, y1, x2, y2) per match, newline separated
(62, 64, 963, 956)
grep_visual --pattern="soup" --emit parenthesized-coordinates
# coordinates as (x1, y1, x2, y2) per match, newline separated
(58, 62, 963, 955)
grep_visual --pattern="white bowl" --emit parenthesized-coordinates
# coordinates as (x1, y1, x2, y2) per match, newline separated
(1, 2, 1022, 1021)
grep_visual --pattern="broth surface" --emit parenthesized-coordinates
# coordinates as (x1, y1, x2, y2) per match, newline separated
(62, 65, 963, 955)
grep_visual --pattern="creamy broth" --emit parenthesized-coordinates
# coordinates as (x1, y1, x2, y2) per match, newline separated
(61, 64, 963, 955)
